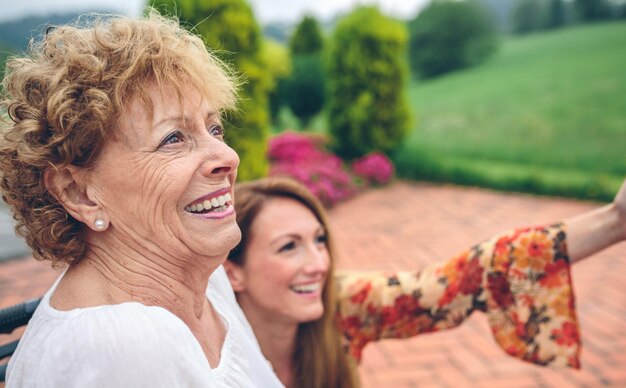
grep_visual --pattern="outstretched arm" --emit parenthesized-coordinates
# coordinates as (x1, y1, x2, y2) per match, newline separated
(336, 179, 626, 366)
(567, 179, 626, 263)
(336, 224, 579, 367)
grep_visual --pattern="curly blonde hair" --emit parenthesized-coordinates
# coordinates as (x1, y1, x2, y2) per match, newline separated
(0, 11, 237, 266)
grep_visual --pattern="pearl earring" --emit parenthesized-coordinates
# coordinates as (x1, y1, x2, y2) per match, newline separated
(94, 219, 107, 231)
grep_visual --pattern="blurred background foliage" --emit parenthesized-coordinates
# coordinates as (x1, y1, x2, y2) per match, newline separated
(326, 6, 410, 159)
(1, 0, 624, 200)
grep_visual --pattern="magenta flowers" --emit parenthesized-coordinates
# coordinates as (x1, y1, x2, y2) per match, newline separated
(351, 152, 394, 186)
(268, 131, 395, 206)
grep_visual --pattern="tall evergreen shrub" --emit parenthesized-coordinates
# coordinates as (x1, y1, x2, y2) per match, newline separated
(285, 16, 326, 128)
(289, 15, 324, 56)
(327, 7, 410, 159)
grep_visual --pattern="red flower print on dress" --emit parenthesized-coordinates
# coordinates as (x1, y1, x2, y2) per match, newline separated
(350, 282, 372, 304)
(458, 258, 484, 295)
(551, 322, 580, 347)
(540, 259, 568, 288)
(487, 272, 514, 308)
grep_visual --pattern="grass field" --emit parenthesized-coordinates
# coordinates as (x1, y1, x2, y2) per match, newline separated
(394, 21, 626, 201)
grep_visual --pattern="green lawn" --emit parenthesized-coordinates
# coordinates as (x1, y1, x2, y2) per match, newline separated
(394, 22, 626, 201)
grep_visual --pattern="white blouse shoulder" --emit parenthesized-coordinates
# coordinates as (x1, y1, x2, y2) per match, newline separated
(7, 266, 283, 388)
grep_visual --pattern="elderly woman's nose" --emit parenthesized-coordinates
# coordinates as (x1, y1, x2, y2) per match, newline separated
(199, 141, 240, 177)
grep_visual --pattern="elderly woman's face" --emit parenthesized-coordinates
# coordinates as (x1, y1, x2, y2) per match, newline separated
(86, 83, 241, 258)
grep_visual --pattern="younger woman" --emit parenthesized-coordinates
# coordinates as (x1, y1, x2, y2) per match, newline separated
(225, 176, 626, 388)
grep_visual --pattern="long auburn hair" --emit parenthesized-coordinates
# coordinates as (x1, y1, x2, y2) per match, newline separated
(228, 177, 358, 388)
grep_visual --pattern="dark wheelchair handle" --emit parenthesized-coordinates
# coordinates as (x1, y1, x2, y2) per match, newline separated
(0, 298, 42, 335)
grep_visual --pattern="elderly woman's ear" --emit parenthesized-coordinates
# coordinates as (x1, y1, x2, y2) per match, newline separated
(43, 165, 107, 231)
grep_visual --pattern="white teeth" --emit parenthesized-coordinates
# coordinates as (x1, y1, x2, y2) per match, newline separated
(290, 283, 320, 293)
(186, 192, 231, 213)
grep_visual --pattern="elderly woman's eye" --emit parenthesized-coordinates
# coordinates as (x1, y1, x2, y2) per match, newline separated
(159, 131, 184, 147)
(209, 124, 224, 137)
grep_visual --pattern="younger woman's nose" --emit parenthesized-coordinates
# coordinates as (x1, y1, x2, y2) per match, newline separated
(304, 248, 329, 274)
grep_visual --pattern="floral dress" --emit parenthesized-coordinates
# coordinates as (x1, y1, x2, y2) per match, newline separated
(336, 224, 580, 369)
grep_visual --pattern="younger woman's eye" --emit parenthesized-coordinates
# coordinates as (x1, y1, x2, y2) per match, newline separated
(315, 234, 327, 245)
(159, 131, 185, 148)
(278, 241, 296, 253)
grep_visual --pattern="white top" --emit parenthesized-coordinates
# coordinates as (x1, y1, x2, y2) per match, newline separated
(6, 266, 284, 388)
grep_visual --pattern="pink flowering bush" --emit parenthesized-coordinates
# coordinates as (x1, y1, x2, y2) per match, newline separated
(267, 131, 394, 207)
(267, 132, 324, 163)
(351, 152, 395, 185)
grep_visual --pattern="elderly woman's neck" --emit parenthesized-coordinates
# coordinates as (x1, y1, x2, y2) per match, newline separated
(51, 239, 221, 320)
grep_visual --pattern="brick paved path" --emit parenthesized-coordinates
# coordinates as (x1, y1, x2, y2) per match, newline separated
(1, 181, 625, 387)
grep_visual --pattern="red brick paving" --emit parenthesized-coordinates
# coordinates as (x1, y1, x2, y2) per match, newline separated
(1, 181, 625, 387)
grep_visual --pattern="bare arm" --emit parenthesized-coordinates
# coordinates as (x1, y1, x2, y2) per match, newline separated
(566, 179, 626, 264)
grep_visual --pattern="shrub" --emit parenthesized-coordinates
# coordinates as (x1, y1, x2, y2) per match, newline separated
(152, 0, 271, 180)
(267, 131, 324, 163)
(268, 132, 396, 206)
(327, 6, 410, 159)
(289, 15, 324, 56)
(283, 55, 326, 128)
(283, 16, 326, 128)
(408, 0, 498, 78)
(268, 132, 355, 206)
(261, 39, 291, 125)
(351, 152, 395, 186)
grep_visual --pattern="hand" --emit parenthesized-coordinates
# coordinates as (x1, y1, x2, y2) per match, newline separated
(565, 178, 626, 263)
(613, 178, 626, 241)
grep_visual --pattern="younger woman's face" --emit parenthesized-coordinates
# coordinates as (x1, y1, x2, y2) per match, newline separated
(231, 197, 330, 325)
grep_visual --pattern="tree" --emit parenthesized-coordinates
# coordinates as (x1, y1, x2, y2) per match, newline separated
(289, 15, 324, 56)
(546, 0, 566, 29)
(283, 55, 325, 128)
(0, 45, 14, 81)
(327, 6, 410, 159)
(511, 0, 545, 34)
(261, 39, 291, 124)
(408, 0, 498, 78)
(284, 15, 326, 128)
(151, 0, 271, 180)
(574, 0, 611, 21)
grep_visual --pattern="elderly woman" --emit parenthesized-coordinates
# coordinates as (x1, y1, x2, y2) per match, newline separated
(1, 13, 282, 387)
(225, 176, 626, 388)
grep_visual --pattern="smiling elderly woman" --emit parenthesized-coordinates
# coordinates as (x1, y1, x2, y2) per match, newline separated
(0, 13, 282, 387)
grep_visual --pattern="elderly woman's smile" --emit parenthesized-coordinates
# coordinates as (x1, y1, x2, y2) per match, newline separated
(185, 189, 233, 216)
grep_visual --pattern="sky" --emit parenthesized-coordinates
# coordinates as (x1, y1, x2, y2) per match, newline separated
(0, 0, 431, 24)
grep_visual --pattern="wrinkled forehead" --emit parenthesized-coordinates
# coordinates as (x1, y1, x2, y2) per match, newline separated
(114, 81, 215, 143)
